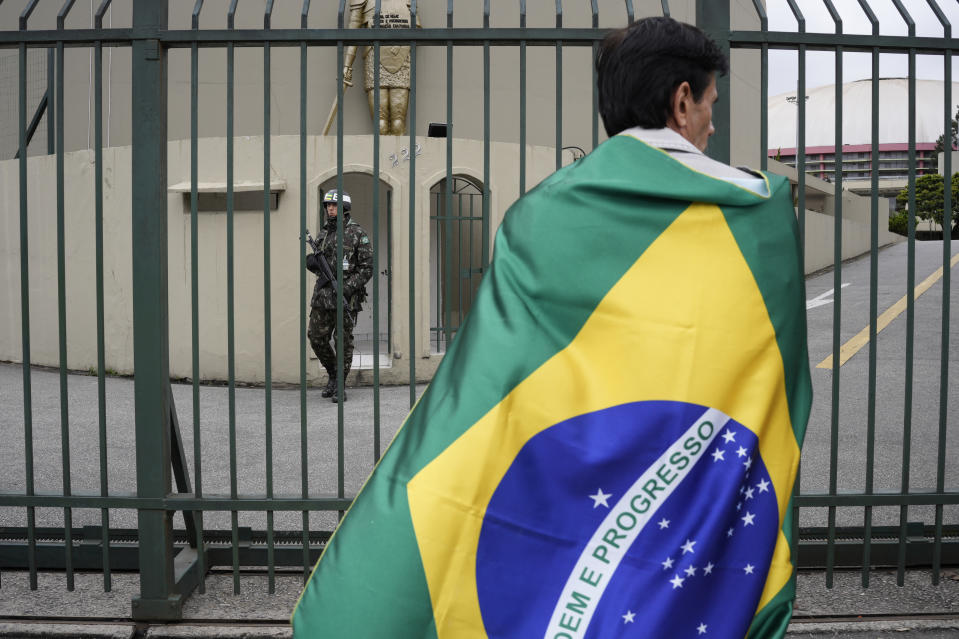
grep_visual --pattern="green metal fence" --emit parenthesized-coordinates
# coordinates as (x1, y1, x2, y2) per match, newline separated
(0, 0, 956, 622)
(732, 0, 958, 589)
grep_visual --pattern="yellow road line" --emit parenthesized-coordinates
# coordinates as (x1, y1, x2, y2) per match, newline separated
(817, 252, 959, 370)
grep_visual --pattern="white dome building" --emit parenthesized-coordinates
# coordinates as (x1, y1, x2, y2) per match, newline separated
(767, 78, 959, 194)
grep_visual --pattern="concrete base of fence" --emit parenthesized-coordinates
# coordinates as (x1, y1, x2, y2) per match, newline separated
(1, 568, 957, 638)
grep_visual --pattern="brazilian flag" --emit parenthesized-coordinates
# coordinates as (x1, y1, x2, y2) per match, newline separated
(292, 132, 811, 639)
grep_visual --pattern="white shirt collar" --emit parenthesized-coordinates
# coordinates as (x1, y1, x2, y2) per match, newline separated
(618, 126, 704, 155)
(616, 126, 769, 196)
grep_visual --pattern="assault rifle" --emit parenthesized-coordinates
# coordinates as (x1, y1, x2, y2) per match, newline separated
(303, 230, 355, 321)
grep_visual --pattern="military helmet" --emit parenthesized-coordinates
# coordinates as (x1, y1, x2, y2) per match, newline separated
(323, 189, 351, 212)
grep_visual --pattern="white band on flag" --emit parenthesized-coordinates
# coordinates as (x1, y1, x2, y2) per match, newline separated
(543, 407, 730, 638)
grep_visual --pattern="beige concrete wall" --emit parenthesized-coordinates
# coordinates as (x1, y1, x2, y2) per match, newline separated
(0, 0, 703, 159)
(2, 2, 769, 170)
(803, 203, 903, 275)
(765, 160, 904, 273)
(0, 147, 134, 375)
(0, 134, 561, 385)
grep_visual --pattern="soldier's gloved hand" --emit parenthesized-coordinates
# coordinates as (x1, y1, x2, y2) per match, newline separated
(342, 66, 353, 87)
(306, 253, 321, 274)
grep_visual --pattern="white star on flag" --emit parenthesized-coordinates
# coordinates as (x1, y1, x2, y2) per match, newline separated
(744, 487, 755, 500)
(681, 539, 696, 554)
(744, 457, 753, 470)
(703, 562, 714, 575)
(684, 565, 697, 577)
(757, 479, 770, 493)
(722, 429, 736, 443)
(711, 449, 725, 462)
(622, 611, 635, 624)
(658, 518, 670, 530)
(742, 511, 756, 526)
(670, 574, 685, 589)
(662, 557, 674, 570)
(697, 623, 708, 635)
(727, 528, 734, 538)
(736, 501, 742, 511)
(589, 488, 612, 508)
(736, 446, 748, 458)
(744, 563, 755, 575)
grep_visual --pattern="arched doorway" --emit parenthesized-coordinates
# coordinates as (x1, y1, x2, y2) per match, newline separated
(429, 175, 486, 353)
(317, 174, 392, 369)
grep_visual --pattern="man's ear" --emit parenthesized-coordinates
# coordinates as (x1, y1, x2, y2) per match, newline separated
(669, 80, 693, 129)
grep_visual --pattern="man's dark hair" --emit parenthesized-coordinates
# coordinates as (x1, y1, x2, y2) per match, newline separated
(596, 17, 729, 137)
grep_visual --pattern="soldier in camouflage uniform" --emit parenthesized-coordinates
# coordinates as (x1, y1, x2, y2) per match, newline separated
(307, 190, 373, 402)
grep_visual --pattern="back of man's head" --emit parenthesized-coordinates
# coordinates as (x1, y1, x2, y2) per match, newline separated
(596, 17, 729, 137)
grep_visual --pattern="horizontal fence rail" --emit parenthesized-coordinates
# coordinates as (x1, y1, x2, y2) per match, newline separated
(0, 0, 955, 622)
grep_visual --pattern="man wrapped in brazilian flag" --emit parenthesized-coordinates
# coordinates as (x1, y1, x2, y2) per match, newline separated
(293, 16, 811, 639)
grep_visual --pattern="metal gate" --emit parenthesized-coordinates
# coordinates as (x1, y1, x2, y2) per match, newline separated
(725, 0, 958, 589)
(0, 0, 956, 621)
(430, 175, 485, 353)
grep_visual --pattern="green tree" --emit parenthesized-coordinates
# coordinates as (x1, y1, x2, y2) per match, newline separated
(896, 172, 959, 235)
(933, 106, 959, 172)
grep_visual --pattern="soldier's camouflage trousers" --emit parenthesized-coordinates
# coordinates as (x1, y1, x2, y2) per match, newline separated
(308, 307, 355, 382)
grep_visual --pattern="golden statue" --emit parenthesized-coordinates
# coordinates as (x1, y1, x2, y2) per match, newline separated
(326, 0, 420, 136)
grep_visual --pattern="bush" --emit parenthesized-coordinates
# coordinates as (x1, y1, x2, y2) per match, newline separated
(888, 211, 909, 236)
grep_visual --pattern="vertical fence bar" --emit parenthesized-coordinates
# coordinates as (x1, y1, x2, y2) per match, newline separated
(18, 0, 38, 592)
(55, 1, 74, 591)
(263, 0, 276, 594)
(591, 0, 598, 151)
(372, 0, 382, 461)
(858, 0, 880, 587)
(625, 0, 634, 24)
(519, 0, 526, 195)
(934, 36, 952, 588)
(131, 0, 180, 619)
(408, 1, 419, 406)
(555, 0, 562, 170)
(336, 0, 347, 497)
(46, 46, 54, 155)
(299, 0, 311, 580)
(226, 0, 240, 595)
(482, 1, 490, 294)
(824, 0, 843, 588)
(892, 0, 917, 586)
(443, 0, 453, 352)
(787, 0, 806, 261)
(922, 0, 952, 587)
(388, 189, 393, 356)
(751, 0, 767, 171)
(785, 3, 806, 571)
(468, 193, 474, 314)
(189, 0, 205, 596)
(94, 0, 113, 593)
(696, 1, 730, 164)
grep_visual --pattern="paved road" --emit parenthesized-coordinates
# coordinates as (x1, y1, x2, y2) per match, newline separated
(3, 240, 957, 532)
(801, 239, 959, 528)
(0, 365, 424, 533)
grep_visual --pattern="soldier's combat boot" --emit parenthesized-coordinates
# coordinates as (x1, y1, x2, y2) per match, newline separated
(331, 359, 351, 403)
(321, 373, 336, 398)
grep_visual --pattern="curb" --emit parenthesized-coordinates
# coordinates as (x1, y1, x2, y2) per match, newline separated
(787, 619, 959, 637)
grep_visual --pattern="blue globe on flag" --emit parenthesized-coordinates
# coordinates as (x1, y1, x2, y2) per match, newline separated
(477, 401, 779, 638)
